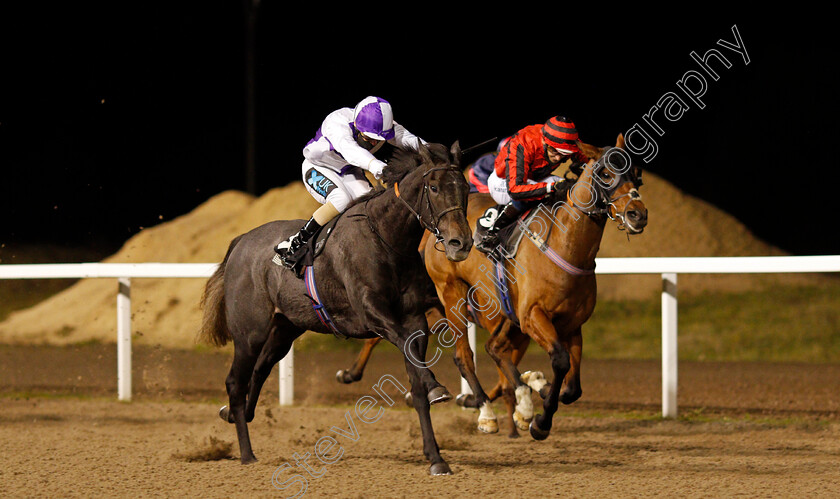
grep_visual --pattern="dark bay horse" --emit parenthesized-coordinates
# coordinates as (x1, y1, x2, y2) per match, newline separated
(338, 135, 648, 438)
(198, 142, 472, 475)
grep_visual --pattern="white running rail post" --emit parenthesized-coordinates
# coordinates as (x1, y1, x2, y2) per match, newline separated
(661, 273, 678, 418)
(460, 322, 477, 396)
(278, 348, 294, 406)
(117, 277, 132, 401)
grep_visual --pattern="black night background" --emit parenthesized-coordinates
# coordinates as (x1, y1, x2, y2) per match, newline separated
(1, 5, 837, 258)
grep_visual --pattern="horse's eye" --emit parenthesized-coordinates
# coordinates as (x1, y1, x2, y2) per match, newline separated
(430, 185, 438, 193)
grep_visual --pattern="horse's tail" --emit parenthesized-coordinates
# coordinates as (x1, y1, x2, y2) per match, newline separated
(198, 235, 242, 347)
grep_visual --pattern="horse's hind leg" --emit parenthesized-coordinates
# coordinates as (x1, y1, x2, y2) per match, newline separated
(336, 337, 381, 384)
(245, 314, 304, 422)
(486, 324, 534, 432)
(222, 344, 260, 464)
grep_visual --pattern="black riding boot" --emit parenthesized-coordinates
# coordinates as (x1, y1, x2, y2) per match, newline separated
(474, 203, 522, 254)
(273, 217, 322, 268)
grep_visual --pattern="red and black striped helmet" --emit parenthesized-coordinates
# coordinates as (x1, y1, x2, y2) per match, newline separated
(542, 116, 580, 154)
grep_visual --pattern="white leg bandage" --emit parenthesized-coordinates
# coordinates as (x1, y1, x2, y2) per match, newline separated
(515, 385, 534, 420)
(521, 371, 548, 394)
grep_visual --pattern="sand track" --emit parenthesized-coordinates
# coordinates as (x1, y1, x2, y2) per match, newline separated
(1, 344, 839, 497)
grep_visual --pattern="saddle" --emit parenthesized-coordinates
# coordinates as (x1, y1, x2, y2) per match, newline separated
(488, 207, 553, 260)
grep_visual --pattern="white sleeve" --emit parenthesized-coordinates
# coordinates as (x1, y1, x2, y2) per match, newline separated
(390, 121, 426, 151)
(321, 111, 387, 176)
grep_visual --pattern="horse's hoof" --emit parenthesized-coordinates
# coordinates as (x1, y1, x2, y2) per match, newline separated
(427, 386, 452, 405)
(477, 417, 499, 434)
(429, 462, 453, 476)
(560, 386, 582, 405)
(513, 410, 532, 431)
(219, 405, 234, 423)
(240, 454, 258, 465)
(335, 370, 357, 384)
(404, 391, 413, 406)
(455, 393, 468, 406)
(455, 392, 478, 409)
(529, 418, 550, 441)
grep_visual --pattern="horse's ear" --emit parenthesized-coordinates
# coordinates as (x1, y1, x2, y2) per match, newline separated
(616, 133, 626, 149)
(577, 140, 601, 160)
(418, 142, 433, 164)
(449, 140, 462, 167)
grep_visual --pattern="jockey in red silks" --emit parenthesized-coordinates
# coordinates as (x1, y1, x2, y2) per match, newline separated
(274, 96, 426, 268)
(473, 116, 589, 254)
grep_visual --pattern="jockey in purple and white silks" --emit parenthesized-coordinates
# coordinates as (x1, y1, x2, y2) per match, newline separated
(274, 96, 426, 268)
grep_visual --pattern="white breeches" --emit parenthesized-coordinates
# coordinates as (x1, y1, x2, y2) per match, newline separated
(486, 171, 561, 205)
(301, 160, 374, 212)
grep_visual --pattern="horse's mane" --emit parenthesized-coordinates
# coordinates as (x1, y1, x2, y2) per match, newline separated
(379, 146, 421, 186)
(346, 142, 450, 209)
(379, 142, 450, 186)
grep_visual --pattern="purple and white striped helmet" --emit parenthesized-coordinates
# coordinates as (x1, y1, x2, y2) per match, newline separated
(353, 96, 395, 141)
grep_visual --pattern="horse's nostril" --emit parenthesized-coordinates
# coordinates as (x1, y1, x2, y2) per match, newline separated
(448, 239, 463, 249)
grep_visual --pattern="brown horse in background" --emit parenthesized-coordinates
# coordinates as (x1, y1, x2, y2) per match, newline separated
(424, 135, 647, 438)
(338, 135, 648, 439)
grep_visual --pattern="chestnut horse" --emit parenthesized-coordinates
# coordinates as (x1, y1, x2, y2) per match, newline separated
(338, 135, 648, 439)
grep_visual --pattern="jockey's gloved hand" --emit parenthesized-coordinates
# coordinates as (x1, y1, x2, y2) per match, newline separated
(368, 161, 385, 180)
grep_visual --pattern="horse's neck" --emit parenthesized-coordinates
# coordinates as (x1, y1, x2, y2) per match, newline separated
(546, 174, 607, 267)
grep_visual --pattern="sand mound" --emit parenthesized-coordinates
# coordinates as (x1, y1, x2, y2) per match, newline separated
(0, 187, 319, 348)
(0, 172, 826, 348)
(594, 171, 824, 300)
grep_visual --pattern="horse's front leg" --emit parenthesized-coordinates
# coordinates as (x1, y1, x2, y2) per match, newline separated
(522, 308, 573, 441)
(558, 326, 582, 404)
(403, 353, 452, 475)
(377, 314, 451, 475)
(517, 326, 582, 404)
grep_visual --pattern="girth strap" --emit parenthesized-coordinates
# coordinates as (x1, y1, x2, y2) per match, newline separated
(303, 265, 347, 339)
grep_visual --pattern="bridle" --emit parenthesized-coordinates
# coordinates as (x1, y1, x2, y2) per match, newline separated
(517, 153, 645, 276)
(393, 165, 466, 250)
(568, 155, 643, 233)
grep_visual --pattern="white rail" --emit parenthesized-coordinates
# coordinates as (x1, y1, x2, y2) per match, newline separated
(0, 263, 220, 402)
(1, 256, 839, 416)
